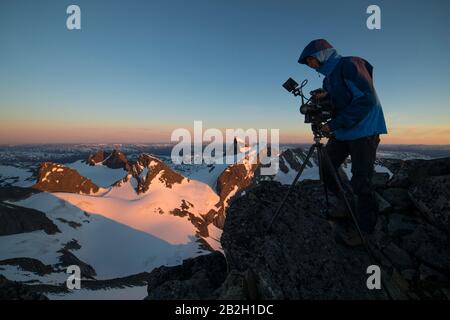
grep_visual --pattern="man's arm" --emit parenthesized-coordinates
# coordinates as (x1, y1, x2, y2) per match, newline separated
(327, 58, 377, 131)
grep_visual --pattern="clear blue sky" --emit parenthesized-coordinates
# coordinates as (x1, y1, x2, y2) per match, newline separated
(1, 0, 449, 144)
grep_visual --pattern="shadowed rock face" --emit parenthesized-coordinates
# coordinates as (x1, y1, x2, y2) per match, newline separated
(0, 258, 54, 276)
(0, 202, 60, 236)
(87, 150, 107, 165)
(0, 186, 41, 202)
(387, 157, 450, 188)
(409, 175, 450, 234)
(33, 162, 99, 194)
(57, 249, 97, 279)
(145, 252, 227, 300)
(0, 275, 48, 300)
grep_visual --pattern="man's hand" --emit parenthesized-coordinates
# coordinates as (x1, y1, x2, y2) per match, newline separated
(318, 123, 333, 138)
(319, 123, 331, 134)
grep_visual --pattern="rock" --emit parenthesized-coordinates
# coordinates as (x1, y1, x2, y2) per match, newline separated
(221, 181, 387, 299)
(0, 275, 48, 300)
(0, 202, 60, 236)
(381, 188, 414, 214)
(387, 214, 420, 238)
(391, 269, 410, 294)
(400, 223, 450, 273)
(63, 239, 81, 251)
(87, 150, 107, 165)
(216, 160, 259, 204)
(132, 154, 184, 193)
(57, 249, 96, 279)
(56, 217, 82, 229)
(278, 148, 313, 174)
(372, 172, 390, 188)
(374, 191, 392, 214)
(0, 258, 54, 276)
(377, 158, 404, 176)
(401, 269, 417, 282)
(87, 149, 130, 170)
(419, 264, 449, 283)
(0, 186, 41, 202)
(388, 157, 450, 188)
(146, 252, 227, 300)
(409, 175, 450, 234)
(381, 242, 414, 270)
(33, 162, 99, 194)
(216, 270, 248, 300)
(103, 150, 129, 170)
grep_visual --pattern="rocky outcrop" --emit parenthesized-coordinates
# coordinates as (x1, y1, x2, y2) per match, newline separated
(217, 162, 259, 203)
(131, 154, 185, 194)
(0, 202, 60, 236)
(57, 249, 97, 279)
(33, 162, 99, 194)
(0, 275, 48, 300)
(145, 252, 227, 300)
(0, 186, 41, 202)
(0, 258, 54, 276)
(87, 149, 130, 170)
(278, 148, 314, 173)
(387, 157, 450, 188)
(409, 175, 450, 234)
(87, 150, 107, 165)
(104, 150, 129, 170)
(213, 155, 260, 229)
(145, 157, 450, 300)
(222, 181, 387, 299)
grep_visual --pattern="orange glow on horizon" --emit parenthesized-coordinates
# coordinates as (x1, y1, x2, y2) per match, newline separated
(0, 123, 449, 145)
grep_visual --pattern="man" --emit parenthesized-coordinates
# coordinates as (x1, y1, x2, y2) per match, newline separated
(298, 39, 388, 246)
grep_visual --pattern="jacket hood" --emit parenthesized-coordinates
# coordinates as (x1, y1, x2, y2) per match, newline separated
(298, 39, 342, 76)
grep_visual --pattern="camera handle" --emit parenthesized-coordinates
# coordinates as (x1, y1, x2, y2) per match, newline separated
(292, 79, 309, 105)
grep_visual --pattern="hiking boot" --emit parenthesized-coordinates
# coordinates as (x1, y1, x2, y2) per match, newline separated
(335, 228, 363, 247)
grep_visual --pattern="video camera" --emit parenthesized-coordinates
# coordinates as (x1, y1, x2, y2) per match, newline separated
(282, 78, 334, 125)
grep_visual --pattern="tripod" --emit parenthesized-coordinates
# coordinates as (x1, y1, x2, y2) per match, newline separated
(267, 128, 368, 249)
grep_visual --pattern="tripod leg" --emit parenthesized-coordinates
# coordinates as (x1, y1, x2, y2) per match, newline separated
(267, 144, 317, 232)
(316, 144, 329, 208)
(320, 147, 367, 246)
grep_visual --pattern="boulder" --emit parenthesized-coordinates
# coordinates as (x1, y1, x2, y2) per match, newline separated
(372, 172, 390, 188)
(400, 223, 450, 273)
(381, 188, 414, 214)
(409, 175, 450, 234)
(146, 252, 227, 300)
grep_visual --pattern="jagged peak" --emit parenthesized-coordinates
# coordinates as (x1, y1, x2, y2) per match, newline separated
(33, 162, 100, 195)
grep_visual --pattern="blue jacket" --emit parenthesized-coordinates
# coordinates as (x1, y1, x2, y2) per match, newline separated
(298, 39, 387, 141)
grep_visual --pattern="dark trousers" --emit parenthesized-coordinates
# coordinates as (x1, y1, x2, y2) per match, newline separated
(323, 134, 380, 233)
